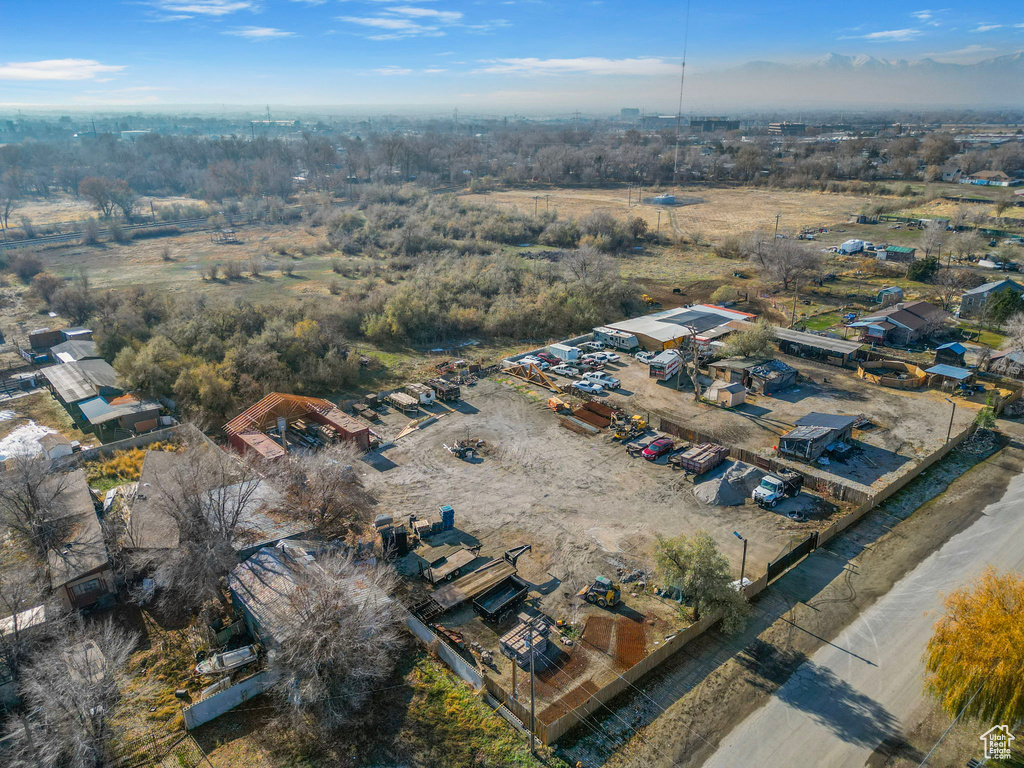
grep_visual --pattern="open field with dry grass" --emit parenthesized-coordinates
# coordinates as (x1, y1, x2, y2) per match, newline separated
(14, 193, 206, 227)
(465, 186, 889, 241)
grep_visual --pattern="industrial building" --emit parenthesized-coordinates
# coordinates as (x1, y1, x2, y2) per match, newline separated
(602, 305, 755, 352)
(768, 122, 806, 136)
(689, 116, 740, 133)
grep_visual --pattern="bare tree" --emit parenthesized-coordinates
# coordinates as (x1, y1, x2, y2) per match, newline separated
(0, 457, 75, 567)
(935, 267, 981, 311)
(270, 444, 375, 538)
(561, 244, 613, 283)
(139, 442, 267, 613)
(4, 619, 138, 768)
(267, 551, 403, 736)
(920, 225, 946, 261)
(0, 172, 20, 238)
(748, 236, 820, 292)
(950, 231, 983, 264)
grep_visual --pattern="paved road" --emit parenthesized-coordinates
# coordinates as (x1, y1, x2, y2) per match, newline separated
(704, 452, 1024, 768)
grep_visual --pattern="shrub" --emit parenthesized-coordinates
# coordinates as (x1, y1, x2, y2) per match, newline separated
(81, 217, 100, 245)
(710, 285, 739, 304)
(31, 272, 65, 303)
(223, 261, 244, 280)
(10, 253, 43, 283)
(107, 219, 132, 244)
(203, 263, 220, 281)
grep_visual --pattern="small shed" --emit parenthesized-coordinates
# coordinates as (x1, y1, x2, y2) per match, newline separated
(779, 413, 856, 462)
(933, 342, 967, 368)
(706, 380, 746, 407)
(877, 246, 916, 263)
(925, 364, 975, 390)
(709, 357, 797, 394)
(876, 286, 904, 306)
(39, 432, 74, 459)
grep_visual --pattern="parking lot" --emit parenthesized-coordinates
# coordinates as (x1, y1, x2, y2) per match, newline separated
(585, 351, 979, 492)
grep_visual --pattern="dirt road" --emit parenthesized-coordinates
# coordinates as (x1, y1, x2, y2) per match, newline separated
(703, 441, 1024, 768)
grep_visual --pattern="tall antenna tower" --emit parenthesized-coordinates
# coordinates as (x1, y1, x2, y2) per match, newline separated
(672, 0, 693, 182)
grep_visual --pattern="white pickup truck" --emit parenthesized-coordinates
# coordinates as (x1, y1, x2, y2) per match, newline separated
(583, 371, 620, 390)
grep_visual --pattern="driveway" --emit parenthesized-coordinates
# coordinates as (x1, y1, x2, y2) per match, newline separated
(703, 448, 1024, 768)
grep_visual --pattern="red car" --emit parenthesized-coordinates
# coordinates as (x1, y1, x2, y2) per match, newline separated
(641, 437, 674, 461)
(536, 352, 561, 365)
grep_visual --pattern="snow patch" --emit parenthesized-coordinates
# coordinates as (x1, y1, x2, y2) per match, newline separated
(0, 421, 56, 461)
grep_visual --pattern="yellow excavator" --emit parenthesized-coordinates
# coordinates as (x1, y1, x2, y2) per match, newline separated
(578, 576, 621, 609)
(641, 294, 660, 307)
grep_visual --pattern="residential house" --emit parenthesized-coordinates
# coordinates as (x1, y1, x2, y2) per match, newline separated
(990, 350, 1024, 379)
(45, 469, 116, 612)
(49, 339, 102, 364)
(779, 413, 857, 462)
(708, 357, 798, 394)
(964, 170, 1020, 187)
(39, 359, 123, 421)
(846, 301, 949, 346)
(958, 279, 1024, 319)
(126, 449, 314, 561)
(940, 165, 962, 183)
(78, 395, 162, 442)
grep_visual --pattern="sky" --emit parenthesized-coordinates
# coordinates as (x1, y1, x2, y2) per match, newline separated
(1, 0, 1023, 112)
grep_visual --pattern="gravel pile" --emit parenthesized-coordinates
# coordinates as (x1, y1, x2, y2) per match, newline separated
(693, 461, 764, 507)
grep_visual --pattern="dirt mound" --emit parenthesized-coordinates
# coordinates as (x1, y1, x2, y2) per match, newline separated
(693, 461, 764, 507)
(722, 462, 765, 496)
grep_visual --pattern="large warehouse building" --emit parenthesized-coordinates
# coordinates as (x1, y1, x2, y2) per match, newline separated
(602, 305, 755, 352)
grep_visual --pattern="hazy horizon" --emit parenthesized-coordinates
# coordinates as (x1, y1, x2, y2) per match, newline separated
(3, 1, 1024, 111)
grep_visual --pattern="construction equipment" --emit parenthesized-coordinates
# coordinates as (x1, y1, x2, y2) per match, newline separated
(547, 397, 569, 413)
(614, 415, 648, 441)
(641, 294, 660, 306)
(422, 546, 480, 584)
(577, 576, 621, 609)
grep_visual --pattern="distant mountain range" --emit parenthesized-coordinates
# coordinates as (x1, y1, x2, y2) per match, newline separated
(687, 52, 1024, 108)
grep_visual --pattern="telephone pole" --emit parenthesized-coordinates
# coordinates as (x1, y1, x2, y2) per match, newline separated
(529, 625, 537, 756)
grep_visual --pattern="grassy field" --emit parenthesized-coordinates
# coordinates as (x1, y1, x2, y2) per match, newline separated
(464, 185, 892, 241)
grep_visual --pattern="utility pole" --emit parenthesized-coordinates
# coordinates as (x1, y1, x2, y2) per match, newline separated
(534, 196, 539, 216)
(545, 194, 550, 211)
(734, 532, 748, 588)
(627, 185, 632, 207)
(512, 659, 517, 700)
(529, 624, 537, 757)
(945, 398, 956, 443)
(657, 209, 662, 235)
(774, 211, 782, 239)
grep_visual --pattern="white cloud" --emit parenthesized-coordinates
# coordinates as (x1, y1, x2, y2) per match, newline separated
(0, 59, 126, 81)
(857, 28, 924, 42)
(151, 0, 255, 16)
(373, 66, 414, 75)
(971, 23, 1003, 32)
(387, 6, 463, 22)
(475, 56, 679, 76)
(911, 10, 933, 21)
(227, 26, 296, 38)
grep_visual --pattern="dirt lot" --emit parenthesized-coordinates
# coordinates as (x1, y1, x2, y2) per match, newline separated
(361, 378, 829, 594)
(463, 186, 888, 242)
(596, 354, 979, 493)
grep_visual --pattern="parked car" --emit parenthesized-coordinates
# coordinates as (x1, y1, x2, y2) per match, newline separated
(641, 437, 674, 461)
(635, 351, 655, 364)
(580, 353, 606, 366)
(519, 356, 549, 370)
(580, 340, 606, 351)
(552, 364, 581, 378)
(572, 381, 605, 395)
(583, 371, 620, 389)
(593, 351, 621, 363)
(536, 352, 561, 365)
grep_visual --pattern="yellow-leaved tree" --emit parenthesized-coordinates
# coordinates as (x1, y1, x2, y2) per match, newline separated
(925, 568, 1024, 723)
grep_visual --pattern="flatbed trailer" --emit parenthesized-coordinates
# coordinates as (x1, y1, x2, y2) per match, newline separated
(422, 547, 479, 585)
(387, 391, 420, 414)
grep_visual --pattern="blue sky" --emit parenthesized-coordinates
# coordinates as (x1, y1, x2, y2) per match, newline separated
(2, 0, 1023, 110)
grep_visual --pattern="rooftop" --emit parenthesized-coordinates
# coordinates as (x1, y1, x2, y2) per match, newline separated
(773, 327, 862, 355)
(49, 339, 101, 363)
(78, 395, 160, 426)
(794, 412, 857, 430)
(924, 364, 974, 381)
(45, 469, 108, 589)
(606, 305, 755, 344)
(963, 279, 1023, 296)
(40, 359, 121, 404)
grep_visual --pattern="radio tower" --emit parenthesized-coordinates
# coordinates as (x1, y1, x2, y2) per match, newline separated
(672, 0, 693, 183)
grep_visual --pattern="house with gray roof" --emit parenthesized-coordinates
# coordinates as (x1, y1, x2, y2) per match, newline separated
(958, 279, 1024, 319)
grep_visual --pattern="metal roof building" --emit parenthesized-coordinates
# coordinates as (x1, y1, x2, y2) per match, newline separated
(40, 359, 121, 405)
(604, 305, 755, 351)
